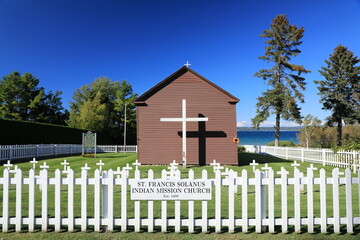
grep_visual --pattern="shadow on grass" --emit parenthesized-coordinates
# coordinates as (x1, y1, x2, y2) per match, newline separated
(238, 152, 292, 166)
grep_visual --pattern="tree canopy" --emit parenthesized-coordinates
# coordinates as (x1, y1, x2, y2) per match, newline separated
(252, 14, 310, 146)
(68, 77, 137, 144)
(0, 71, 68, 125)
(316, 45, 360, 146)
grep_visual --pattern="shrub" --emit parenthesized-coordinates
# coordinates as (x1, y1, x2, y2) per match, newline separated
(266, 140, 296, 147)
(237, 146, 246, 152)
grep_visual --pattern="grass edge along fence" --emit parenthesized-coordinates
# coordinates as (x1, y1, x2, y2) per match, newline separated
(0, 163, 359, 234)
(243, 145, 360, 172)
(0, 144, 137, 161)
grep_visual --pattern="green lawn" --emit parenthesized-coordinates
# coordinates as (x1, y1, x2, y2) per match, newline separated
(0, 152, 359, 236)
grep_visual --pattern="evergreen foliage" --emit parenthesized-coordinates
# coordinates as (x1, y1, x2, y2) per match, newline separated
(316, 45, 360, 146)
(252, 15, 310, 146)
(68, 77, 137, 144)
(0, 71, 68, 125)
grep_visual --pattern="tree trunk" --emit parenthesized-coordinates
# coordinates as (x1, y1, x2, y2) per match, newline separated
(337, 120, 342, 147)
(275, 113, 280, 147)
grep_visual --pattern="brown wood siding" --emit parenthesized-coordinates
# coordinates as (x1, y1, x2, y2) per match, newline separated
(137, 71, 238, 165)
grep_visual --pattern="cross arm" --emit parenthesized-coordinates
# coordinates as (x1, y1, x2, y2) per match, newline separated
(160, 117, 208, 122)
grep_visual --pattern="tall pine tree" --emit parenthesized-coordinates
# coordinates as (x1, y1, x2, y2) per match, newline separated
(316, 45, 360, 146)
(252, 15, 310, 146)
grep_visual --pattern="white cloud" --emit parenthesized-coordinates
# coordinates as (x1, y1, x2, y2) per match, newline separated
(237, 121, 249, 127)
(260, 121, 301, 127)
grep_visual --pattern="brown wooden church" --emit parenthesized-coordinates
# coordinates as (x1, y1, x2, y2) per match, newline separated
(134, 66, 239, 165)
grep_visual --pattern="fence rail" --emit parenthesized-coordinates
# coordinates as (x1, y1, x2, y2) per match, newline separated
(0, 166, 359, 233)
(242, 145, 360, 172)
(0, 144, 137, 161)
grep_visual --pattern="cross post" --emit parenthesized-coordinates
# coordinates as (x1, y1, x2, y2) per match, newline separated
(307, 164, 317, 171)
(132, 159, 141, 171)
(96, 160, 105, 172)
(30, 158, 38, 170)
(4, 160, 13, 169)
(250, 160, 259, 173)
(81, 163, 91, 171)
(40, 162, 49, 170)
(123, 163, 133, 177)
(61, 160, 69, 172)
(184, 61, 191, 67)
(291, 161, 301, 168)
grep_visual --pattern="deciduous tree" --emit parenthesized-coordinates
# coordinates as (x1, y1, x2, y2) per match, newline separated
(68, 77, 137, 144)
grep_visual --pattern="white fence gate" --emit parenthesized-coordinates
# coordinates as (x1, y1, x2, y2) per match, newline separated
(0, 166, 359, 233)
(0, 144, 137, 161)
(242, 145, 360, 172)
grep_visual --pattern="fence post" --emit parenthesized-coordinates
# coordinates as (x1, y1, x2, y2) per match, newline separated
(2, 168, 9, 232)
(102, 171, 109, 232)
(353, 151, 357, 173)
(54, 145, 57, 157)
(255, 169, 265, 233)
(9, 146, 13, 161)
(301, 148, 304, 162)
(322, 149, 326, 166)
(36, 145, 39, 158)
(286, 147, 288, 160)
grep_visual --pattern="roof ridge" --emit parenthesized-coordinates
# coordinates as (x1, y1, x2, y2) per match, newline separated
(134, 66, 239, 104)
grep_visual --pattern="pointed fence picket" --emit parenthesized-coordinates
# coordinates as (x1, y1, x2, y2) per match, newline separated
(0, 166, 359, 233)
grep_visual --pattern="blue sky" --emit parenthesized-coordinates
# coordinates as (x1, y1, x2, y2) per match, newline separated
(0, 0, 359, 127)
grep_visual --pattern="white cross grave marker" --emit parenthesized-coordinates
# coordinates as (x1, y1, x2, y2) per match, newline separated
(168, 160, 179, 171)
(81, 163, 91, 171)
(261, 163, 272, 178)
(210, 159, 219, 172)
(307, 164, 317, 171)
(30, 158, 38, 170)
(160, 99, 208, 168)
(277, 167, 289, 176)
(132, 159, 141, 170)
(214, 164, 224, 173)
(184, 61, 191, 67)
(96, 160, 105, 172)
(61, 160, 69, 172)
(4, 160, 13, 170)
(250, 160, 259, 173)
(291, 161, 301, 168)
(40, 162, 49, 170)
(123, 163, 133, 177)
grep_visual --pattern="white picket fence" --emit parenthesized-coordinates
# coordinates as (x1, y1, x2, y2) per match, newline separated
(0, 144, 137, 161)
(242, 145, 360, 172)
(0, 165, 359, 233)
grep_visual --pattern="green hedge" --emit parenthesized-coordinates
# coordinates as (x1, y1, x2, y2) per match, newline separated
(0, 118, 115, 145)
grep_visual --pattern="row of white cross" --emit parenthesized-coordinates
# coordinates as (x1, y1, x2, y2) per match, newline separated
(2, 158, 143, 177)
(249, 159, 321, 173)
(3, 158, 340, 178)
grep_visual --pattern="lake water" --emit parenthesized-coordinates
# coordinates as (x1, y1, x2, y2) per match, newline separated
(237, 131, 299, 145)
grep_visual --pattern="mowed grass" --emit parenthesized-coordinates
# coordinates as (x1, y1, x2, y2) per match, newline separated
(0, 152, 359, 237)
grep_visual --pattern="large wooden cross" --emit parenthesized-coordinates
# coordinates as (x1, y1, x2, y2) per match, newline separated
(160, 99, 208, 167)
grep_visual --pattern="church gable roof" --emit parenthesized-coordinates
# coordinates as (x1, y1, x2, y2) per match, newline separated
(134, 66, 239, 105)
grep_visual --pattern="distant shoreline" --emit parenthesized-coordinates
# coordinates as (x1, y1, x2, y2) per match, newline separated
(237, 127, 303, 132)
